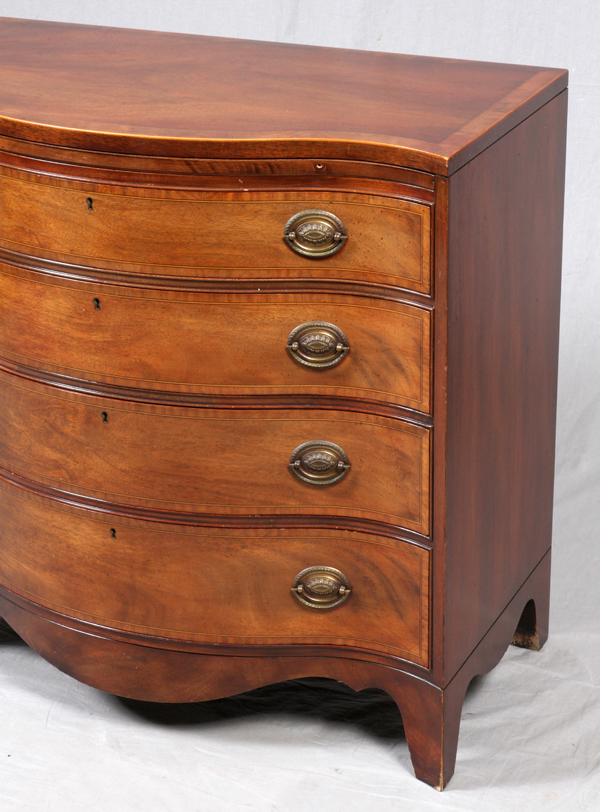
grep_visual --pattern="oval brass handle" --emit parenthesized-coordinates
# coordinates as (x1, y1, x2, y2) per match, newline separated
(283, 210, 347, 258)
(289, 441, 350, 485)
(292, 566, 352, 609)
(287, 321, 349, 369)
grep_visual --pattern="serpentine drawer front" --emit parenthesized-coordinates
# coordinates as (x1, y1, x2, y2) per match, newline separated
(0, 270, 432, 412)
(0, 18, 567, 791)
(0, 177, 432, 294)
(0, 484, 430, 666)
(0, 372, 430, 533)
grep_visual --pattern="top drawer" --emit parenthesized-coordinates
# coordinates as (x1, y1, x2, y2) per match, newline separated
(0, 174, 432, 294)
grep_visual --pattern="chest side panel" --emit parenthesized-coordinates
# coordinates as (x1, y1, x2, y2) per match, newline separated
(443, 91, 567, 681)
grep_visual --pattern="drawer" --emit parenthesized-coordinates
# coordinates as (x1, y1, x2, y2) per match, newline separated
(0, 174, 432, 293)
(0, 483, 431, 666)
(0, 271, 432, 412)
(0, 372, 431, 534)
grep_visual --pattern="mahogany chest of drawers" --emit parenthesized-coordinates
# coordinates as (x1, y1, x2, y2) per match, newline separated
(0, 18, 567, 790)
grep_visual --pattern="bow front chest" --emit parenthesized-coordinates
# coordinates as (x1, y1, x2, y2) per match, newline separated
(0, 17, 567, 789)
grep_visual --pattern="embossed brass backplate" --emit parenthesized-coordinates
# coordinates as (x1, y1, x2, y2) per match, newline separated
(283, 210, 347, 258)
(292, 566, 352, 609)
(289, 440, 350, 485)
(287, 321, 349, 369)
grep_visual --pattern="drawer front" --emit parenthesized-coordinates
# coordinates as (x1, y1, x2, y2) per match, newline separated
(0, 271, 432, 412)
(0, 174, 432, 293)
(0, 373, 430, 534)
(0, 483, 431, 666)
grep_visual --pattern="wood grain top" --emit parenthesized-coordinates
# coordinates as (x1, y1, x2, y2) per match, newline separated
(0, 17, 567, 174)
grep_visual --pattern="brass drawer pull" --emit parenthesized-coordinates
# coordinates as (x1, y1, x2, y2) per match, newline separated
(289, 441, 350, 485)
(284, 210, 347, 258)
(292, 566, 352, 609)
(287, 321, 349, 369)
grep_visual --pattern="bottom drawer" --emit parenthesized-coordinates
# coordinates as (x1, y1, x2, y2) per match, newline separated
(0, 482, 430, 667)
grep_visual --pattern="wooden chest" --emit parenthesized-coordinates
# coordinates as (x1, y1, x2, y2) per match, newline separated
(0, 18, 567, 789)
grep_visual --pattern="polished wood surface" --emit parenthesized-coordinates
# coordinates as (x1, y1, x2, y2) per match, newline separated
(0, 372, 430, 532)
(443, 91, 567, 679)
(0, 19, 567, 790)
(0, 18, 566, 173)
(0, 175, 431, 293)
(0, 484, 430, 665)
(0, 269, 431, 411)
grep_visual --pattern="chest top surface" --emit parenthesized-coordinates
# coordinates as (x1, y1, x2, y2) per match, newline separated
(0, 17, 566, 173)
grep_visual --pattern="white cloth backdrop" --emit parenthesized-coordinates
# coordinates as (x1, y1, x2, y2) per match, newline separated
(0, 1, 598, 809)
